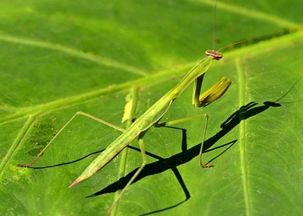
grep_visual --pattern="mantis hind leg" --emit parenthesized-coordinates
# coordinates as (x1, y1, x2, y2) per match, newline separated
(107, 132, 147, 216)
(155, 114, 213, 168)
(198, 113, 213, 168)
(155, 113, 206, 127)
(17, 111, 124, 168)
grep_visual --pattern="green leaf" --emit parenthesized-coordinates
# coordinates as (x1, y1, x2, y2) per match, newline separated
(1, 0, 303, 215)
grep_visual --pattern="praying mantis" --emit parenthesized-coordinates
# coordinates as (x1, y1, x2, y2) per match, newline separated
(18, 49, 232, 215)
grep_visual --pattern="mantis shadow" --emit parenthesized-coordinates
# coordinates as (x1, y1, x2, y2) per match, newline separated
(29, 100, 281, 215)
(87, 100, 281, 215)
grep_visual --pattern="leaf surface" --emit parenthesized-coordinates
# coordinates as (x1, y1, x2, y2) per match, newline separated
(1, 0, 303, 215)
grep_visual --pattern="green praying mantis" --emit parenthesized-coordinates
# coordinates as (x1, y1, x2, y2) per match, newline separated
(18, 49, 232, 215)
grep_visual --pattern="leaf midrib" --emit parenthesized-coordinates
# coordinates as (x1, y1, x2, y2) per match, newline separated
(1, 30, 302, 126)
(236, 57, 251, 216)
(0, 115, 35, 178)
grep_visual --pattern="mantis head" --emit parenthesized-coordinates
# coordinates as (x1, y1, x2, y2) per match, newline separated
(205, 50, 223, 60)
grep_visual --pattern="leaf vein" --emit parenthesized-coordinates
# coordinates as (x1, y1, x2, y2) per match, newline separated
(0, 32, 147, 76)
(0, 115, 36, 178)
(236, 57, 251, 216)
(190, 0, 301, 29)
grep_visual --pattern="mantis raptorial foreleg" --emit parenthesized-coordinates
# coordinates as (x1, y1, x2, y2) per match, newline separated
(193, 75, 231, 108)
(17, 111, 125, 168)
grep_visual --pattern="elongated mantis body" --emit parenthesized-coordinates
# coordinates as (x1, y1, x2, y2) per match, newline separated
(18, 49, 231, 215)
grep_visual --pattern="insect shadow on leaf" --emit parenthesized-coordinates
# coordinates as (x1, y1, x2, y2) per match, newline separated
(23, 100, 281, 215)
